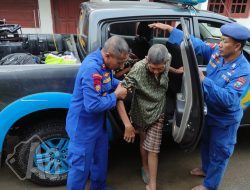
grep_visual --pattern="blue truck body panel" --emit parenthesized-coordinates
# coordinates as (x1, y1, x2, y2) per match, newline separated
(0, 92, 72, 152)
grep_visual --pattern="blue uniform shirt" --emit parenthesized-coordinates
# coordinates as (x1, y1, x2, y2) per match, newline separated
(66, 48, 120, 143)
(168, 28, 250, 125)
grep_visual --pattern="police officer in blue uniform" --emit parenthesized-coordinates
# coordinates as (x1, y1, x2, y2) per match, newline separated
(149, 22, 250, 190)
(66, 36, 129, 190)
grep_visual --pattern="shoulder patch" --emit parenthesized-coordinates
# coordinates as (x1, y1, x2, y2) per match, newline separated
(92, 73, 102, 91)
(233, 77, 246, 89)
(238, 77, 246, 83)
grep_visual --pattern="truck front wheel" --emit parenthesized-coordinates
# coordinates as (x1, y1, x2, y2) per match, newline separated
(15, 120, 69, 186)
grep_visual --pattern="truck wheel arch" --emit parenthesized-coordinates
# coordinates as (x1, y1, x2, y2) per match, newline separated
(0, 92, 72, 157)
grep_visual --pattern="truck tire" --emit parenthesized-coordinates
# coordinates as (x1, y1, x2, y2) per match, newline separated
(15, 120, 69, 186)
(0, 53, 39, 65)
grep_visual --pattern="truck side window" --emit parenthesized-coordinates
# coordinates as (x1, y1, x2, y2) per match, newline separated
(109, 20, 174, 57)
(198, 21, 249, 62)
(110, 22, 137, 36)
(198, 21, 223, 43)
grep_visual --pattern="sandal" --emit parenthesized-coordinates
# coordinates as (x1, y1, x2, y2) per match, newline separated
(141, 167, 149, 184)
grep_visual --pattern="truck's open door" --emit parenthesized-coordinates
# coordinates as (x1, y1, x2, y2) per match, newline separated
(172, 18, 205, 151)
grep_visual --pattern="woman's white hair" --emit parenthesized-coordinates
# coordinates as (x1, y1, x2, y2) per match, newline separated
(147, 44, 171, 65)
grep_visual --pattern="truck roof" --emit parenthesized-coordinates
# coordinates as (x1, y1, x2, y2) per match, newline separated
(81, 1, 232, 22)
(83, 1, 178, 10)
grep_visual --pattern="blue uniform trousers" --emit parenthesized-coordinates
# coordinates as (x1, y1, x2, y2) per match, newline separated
(67, 131, 109, 190)
(201, 117, 239, 190)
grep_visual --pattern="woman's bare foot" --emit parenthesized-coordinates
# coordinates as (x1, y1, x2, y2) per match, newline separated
(190, 168, 206, 177)
(146, 185, 151, 190)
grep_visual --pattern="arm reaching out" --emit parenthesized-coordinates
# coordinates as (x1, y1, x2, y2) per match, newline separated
(148, 23, 174, 33)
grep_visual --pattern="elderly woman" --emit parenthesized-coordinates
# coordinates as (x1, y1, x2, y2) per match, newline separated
(117, 44, 174, 190)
